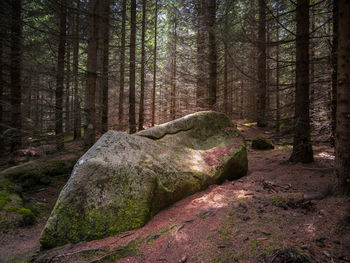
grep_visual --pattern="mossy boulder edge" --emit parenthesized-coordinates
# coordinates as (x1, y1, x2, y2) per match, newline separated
(40, 111, 248, 249)
(251, 136, 274, 150)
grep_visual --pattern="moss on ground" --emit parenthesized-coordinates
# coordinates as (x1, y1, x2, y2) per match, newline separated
(0, 156, 79, 233)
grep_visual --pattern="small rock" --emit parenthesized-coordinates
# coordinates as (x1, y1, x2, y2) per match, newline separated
(323, 251, 331, 258)
(179, 255, 187, 263)
(301, 244, 308, 250)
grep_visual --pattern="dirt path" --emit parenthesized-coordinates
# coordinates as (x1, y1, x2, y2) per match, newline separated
(1, 124, 349, 263)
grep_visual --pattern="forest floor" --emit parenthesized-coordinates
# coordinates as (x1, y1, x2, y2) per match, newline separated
(0, 121, 350, 263)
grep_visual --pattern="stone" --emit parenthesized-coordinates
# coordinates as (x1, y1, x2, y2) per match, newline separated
(40, 111, 248, 248)
(251, 136, 274, 150)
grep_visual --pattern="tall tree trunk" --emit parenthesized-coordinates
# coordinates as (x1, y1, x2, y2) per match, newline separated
(207, 0, 217, 109)
(240, 79, 244, 119)
(139, 0, 146, 131)
(310, 9, 315, 123)
(129, 0, 136, 133)
(289, 0, 313, 163)
(118, 0, 126, 129)
(275, 3, 280, 133)
(0, 3, 4, 153)
(85, 0, 99, 147)
(224, 42, 228, 115)
(151, 0, 158, 126)
(65, 12, 71, 136)
(73, 0, 81, 139)
(170, 13, 177, 121)
(10, 0, 22, 152)
(331, 1, 338, 147)
(196, 0, 207, 110)
(335, 0, 350, 193)
(55, 0, 67, 151)
(101, 0, 110, 133)
(275, 30, 280, 133)
(257, 0, 267, 127)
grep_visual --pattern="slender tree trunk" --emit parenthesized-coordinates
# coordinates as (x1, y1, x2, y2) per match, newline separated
(207, 0, 217, 109)
(275, 3, 280, 133)
(335, 0, 350, 193)
(310, 9, 315, 122)
(331, 1, 338, 147)
(85, 0, 99, 147)
(118, 0, 126, 129)
(101, 0, 110, 133)
(275, 27, 280, 133)
(129, 0, 136, 133)
(170, 14, 177, 121)
(55, 0, 67, 151)
(65, 13, 71, 136)
(151, 0, 158, 126)
(289, 0, 313, 163)
(10, 0, 22, 152)
(257, 0, 267, 127)
(0, 3, 4, 153)
(151, 2, 158, 126)
(139, 0, 146, 131)
(240, 80, 244, 119)
(196, 0, 207, 110)
(73, 0, 81, 139)
(224, 42, 228, 115)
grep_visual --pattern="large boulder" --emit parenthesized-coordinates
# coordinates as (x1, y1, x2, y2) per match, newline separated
(40, 111, 248, 248)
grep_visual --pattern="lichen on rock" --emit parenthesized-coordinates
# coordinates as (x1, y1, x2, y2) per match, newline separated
(40, 111, 248, 249)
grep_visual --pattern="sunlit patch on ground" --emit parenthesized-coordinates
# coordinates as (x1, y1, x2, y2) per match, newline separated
(316, 151, 335, 160)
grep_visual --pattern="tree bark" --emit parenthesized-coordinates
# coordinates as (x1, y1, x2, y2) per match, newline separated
(55, 0, 67, 151)
(118, 0, 126, 129)
(73, 0, 81, 140)
(289, 0, 314, 163)
(335, 0, 350, 193)
(224, 42, 228, 115)
(10, 0, 22, 152)
(331, 1, 338, 147)
(101, 0, 110, 134)
(207, 0, 217, 109)
(85, 0, 99, 147)
(257, 0, 267, 127)
(196, 0, 207, 110)
(151, 0, 158, 126)
(275, 4, 280, 133)
(0, 3, 4, 152)
(170, 12, 177, 121)
(65, 10, 71, 136)
(138, 0, 146, 131)
(129, 0, 137, 133)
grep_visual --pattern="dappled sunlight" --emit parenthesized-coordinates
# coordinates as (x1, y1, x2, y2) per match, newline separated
(185, 150, 206, 172)
(316, 152, 335, 160)
(188, 187, 254, 211)
(191, 191, 227, 209)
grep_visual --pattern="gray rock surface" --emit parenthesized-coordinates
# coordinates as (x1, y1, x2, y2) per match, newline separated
(40, 111, 248, 248)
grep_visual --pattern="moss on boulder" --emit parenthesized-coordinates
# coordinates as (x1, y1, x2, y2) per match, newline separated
(251, 136, 274, 150)
(0, 158, 78, 191)
(40, 111, 248, 248)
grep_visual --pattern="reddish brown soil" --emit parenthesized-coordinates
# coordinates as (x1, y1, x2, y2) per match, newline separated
(1, 123, 349, 263)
